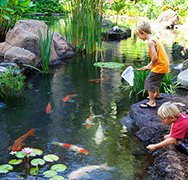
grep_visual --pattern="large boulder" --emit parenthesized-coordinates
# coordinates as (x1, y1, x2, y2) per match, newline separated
(152, 9, 179, 29)
(0, 19, 76, 67)
(121, 93, 188, 179)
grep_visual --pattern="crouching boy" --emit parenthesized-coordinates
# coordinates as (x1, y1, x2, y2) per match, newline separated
(146, 101, 188, 153)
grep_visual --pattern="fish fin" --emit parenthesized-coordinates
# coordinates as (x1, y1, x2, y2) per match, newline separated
(101, 163, 115, 171)
(27, 129, 36, 136)
(81, 123, 86, 126)
(51, 141, 59, 145)
(8, 146, 12, 151)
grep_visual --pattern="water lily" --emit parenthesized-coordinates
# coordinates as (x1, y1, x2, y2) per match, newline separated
(22, 147, 34, 155)
(9, 151, 17, 155)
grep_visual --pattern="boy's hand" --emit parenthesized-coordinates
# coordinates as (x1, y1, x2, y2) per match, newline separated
(164, 134, 170, 139)
(146, 144, 156, 151)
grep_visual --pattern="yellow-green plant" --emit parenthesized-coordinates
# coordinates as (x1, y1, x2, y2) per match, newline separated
(64, 0, 103, 54)
(38, 26, 54, 73)
(0, 67, 25, 100)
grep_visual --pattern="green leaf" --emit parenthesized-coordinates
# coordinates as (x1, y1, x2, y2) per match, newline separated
(50, 175, 65, 180)
(30, 166, 39, 176)
(94, 62, 125, 69)
(51, 164, 67, 172)
(43, 154, 59, 162)
(16, 151, 26, 158)
(43, 170, 57, 177)
(8, 159, 22, 165)
(31, 158, 45, 166)
(29, 149, 43, 157)
(0, 164, 13, 171)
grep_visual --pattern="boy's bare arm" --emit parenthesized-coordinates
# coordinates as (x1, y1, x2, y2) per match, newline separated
(141, 40, 158, 71)
(146, 137, 176, 151)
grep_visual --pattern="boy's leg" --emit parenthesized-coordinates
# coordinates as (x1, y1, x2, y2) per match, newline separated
(140, 90, 156, 108)
(154, 88, 162, 98)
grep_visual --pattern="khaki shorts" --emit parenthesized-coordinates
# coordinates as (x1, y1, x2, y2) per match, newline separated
(144, 71, 165, 93)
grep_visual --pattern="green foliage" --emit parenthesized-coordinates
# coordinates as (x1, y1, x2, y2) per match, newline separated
(120, 70, 186, 98)
(0, 164, 13, 174)
(38, 26, 54, 73)
(0, 0, 34, 42)
(64, 0, 103, 54)
(29, 0, 67, 14)
(0, 67, 25, 100)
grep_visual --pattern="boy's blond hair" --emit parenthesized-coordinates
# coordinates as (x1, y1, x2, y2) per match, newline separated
(157, 102, 180, 119)
(137, 21, 151, 34)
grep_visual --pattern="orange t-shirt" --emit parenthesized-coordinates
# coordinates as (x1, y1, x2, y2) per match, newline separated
(148, 37, 169, 74)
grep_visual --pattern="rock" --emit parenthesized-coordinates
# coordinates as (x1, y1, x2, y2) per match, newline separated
(152, 9, 179, 29)
(0, 19, 76, 68)
(122, 93, 188, 179)
(4, 47, 37, 67)
(102, 18, 112, 27)
(177, 69, 188, 87)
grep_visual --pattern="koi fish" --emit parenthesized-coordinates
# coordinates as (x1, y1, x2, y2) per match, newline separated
(93, 122, 105, 145)
(82, 115, 103, 128)
(8, 129, 36, 151)
(51, 141, 88, 155)
(45, 102, 52, 114)
(88, 77, 109, 83)
(67, 163, 113, 180)
(63, 94, 76, 102)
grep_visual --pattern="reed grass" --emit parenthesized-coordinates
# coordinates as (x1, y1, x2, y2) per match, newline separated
(64, 0, 103, 54)
(120, 70, 187, 98)
(38, 26, 54, 73)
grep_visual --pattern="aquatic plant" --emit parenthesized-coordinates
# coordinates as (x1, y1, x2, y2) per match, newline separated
(1, 148, 67, 179)
(64, 0, 103, 54)
(94, 62, 125, 69)
(120, 70, 187, 98)
(0, 67, 25, 100)
(38, 26, 54, 73)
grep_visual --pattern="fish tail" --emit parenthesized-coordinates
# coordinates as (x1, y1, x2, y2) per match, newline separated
(101, 163, 114, 171)
(51, 141, 59, 145)
(94, 115, 104, 118)
(27, 129, 36, 136)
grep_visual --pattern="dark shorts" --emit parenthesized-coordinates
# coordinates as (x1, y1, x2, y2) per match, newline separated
(144, 71, 165, 93)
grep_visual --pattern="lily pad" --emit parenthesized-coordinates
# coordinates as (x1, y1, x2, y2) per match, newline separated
(0, 164, 13, 173)
(31, 158, 45, 166)
(94, 62, 125, 69)
(43, 154, 59, 162)
(50, 175, 65, 180)
(16, 151, 26, 158)
(8, 159, 22, 165)
(43, 170, 57, 177)
(51, 164, 67, 172)
(30, 149, 43, 157)
(30, 166, 39, 176)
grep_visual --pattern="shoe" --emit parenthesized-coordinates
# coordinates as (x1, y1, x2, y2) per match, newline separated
(140, 103, 156, 108)
(177, 141, 188, 154)
(147, 97, 163, 100)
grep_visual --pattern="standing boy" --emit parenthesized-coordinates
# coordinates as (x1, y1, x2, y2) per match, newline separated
(146, 102, 188, 154)
(136, 22, 169, 108)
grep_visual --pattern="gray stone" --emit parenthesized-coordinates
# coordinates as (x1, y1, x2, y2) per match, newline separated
(177, 69, 188, 87)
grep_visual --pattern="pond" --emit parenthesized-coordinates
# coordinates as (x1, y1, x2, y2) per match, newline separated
(0, 18, 187, 179)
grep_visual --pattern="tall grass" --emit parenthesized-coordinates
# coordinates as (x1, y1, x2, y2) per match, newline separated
(64, 0, 103, 54)
(120, 70, 187, 98)
(38, 26, 54, 73)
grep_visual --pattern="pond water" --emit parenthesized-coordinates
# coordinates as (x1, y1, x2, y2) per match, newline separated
(0, 18, 187, 179)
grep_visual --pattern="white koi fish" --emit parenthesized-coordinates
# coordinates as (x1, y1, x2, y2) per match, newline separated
(82, 115, 103, 128)
(93, 122, 105, 145)
(67, 163, 113, 180)
(52, 141, 88, 155)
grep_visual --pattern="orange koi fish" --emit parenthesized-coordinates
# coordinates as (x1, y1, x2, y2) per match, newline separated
(52, 141, 88, 155)
(8, 129, 36, 151)
(88, 77, 109, 83)
(45, 102, 52, 114)
(63, 94, 76, 102)
(82, 115, 103, 128)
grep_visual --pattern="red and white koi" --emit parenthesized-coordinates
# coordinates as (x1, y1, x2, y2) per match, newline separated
(82, 115, 103, 128)
(51, 141, 88, 155)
